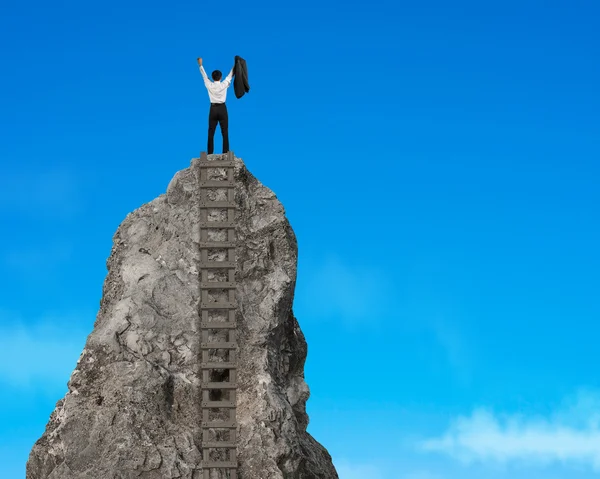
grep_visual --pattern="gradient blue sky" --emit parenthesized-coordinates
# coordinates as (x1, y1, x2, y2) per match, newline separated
(1, 1, 600, 478)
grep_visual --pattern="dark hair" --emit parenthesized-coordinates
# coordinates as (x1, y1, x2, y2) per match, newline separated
(212, 70, 222, 81)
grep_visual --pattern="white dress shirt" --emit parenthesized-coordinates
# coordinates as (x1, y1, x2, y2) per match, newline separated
(199, 65, 234, 104)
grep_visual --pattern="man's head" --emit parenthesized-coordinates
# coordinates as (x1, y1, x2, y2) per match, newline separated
(212, 70, 222, 81)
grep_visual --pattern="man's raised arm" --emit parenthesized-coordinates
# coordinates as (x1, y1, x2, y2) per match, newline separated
(223, 67, 234, 87)
(197, 57, 210, 86)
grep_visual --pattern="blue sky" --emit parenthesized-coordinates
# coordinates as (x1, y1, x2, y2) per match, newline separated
(1, 0, 600, 477)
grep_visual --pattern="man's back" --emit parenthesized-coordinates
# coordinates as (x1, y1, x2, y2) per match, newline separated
(199, 65, 233, 104)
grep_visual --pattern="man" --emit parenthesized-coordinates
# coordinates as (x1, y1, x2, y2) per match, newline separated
(197, 57, 234, 154)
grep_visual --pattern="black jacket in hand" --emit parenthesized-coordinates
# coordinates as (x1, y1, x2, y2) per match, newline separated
(233, 55, 250, 99)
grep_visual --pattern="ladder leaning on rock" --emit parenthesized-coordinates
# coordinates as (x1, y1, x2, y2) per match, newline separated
(198, 150, 238, 479)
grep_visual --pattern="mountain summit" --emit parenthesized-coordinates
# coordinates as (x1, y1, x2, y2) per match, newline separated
(27, 153, 338, 479)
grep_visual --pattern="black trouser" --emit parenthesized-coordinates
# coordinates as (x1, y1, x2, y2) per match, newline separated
(207, 103, 229, 154)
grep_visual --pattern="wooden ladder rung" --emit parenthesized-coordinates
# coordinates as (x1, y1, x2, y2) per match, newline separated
(199, 260, 236, 268)
(201, 381, 237, 389)
(200, 281, 236, 289)
(201, 362, 237, 370)
(202, 421, 237, 429)
(201, 400, 236, 408)
(199, 201, 237, 208)
(202, 441, 236, 448)
(200, 302, 237, 310)
(202, 461, 237, 468)
(201, 321, 237, 329)
(200, 342, 237, 349)
(199, 180, 234, 187)
(198, 160, 235, 168)
(198, 222, 235, 229)
(198, 241, 237, 248)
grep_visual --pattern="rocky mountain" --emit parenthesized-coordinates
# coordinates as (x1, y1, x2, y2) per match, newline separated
(27, 153, 338, 479)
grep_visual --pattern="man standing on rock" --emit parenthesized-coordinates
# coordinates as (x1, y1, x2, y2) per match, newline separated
(197, 57, 234, 155)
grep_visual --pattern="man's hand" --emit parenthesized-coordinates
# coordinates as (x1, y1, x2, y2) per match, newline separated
(197, 57, 202, 66)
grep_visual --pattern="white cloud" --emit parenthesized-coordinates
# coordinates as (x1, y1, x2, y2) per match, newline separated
(0, 311, 92, 388)
(421, 390, 600, 471)
(335, 459, 385, 479)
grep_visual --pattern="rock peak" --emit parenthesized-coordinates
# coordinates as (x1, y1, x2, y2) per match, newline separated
(27, 153, 338, 479)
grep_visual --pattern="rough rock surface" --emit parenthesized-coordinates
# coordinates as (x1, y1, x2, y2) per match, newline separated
(27, 154, 338, 479)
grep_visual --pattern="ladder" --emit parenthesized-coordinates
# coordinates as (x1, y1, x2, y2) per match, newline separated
(198, 150, 238, 479)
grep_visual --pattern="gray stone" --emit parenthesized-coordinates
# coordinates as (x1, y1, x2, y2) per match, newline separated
(27, 154, 339, 479)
